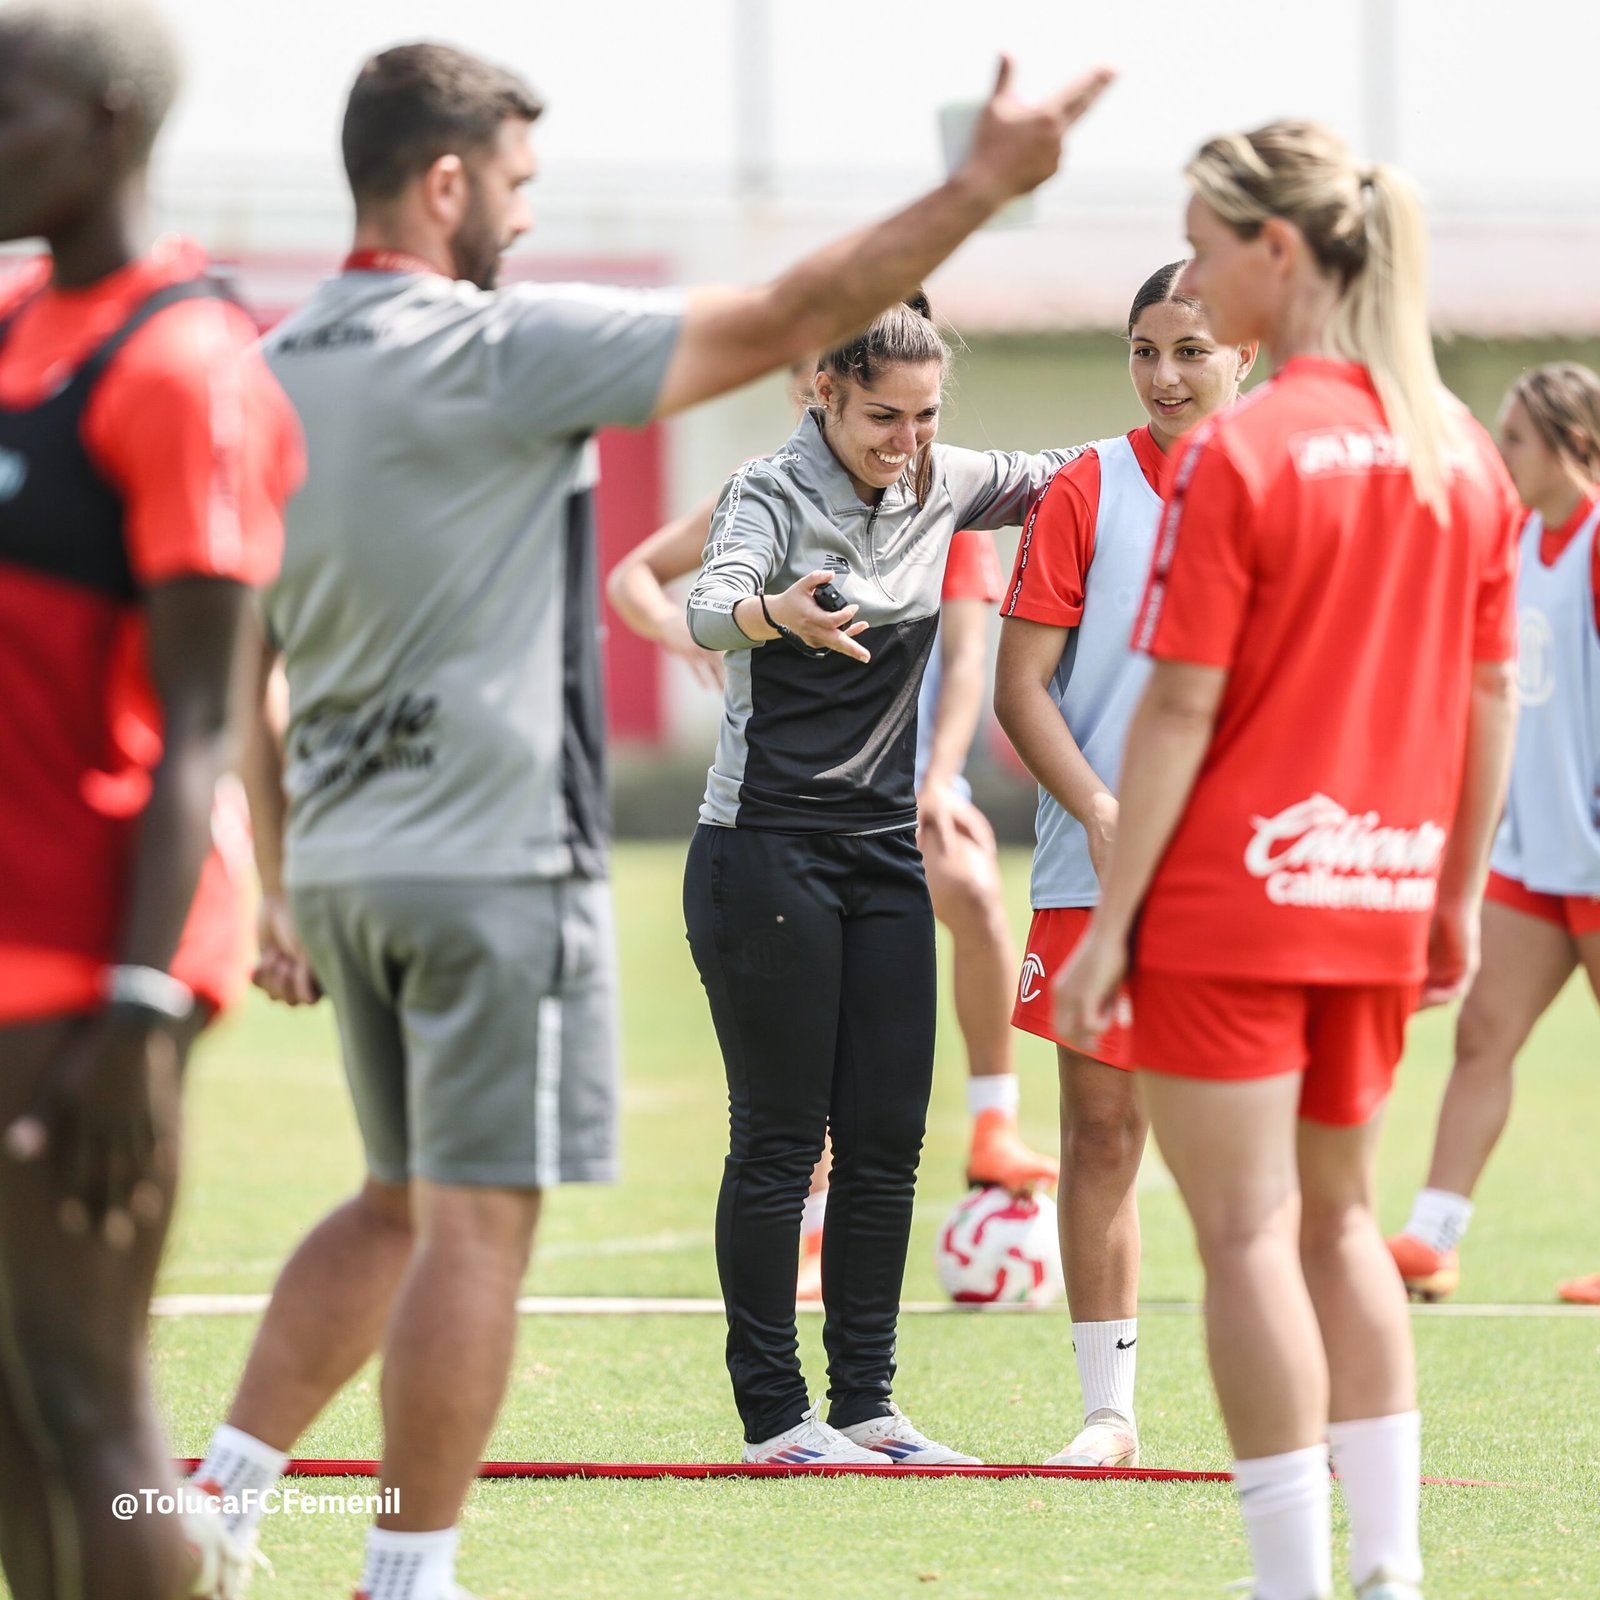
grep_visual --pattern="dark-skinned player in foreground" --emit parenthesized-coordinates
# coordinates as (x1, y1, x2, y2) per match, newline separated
(0, 4, 301, 1597)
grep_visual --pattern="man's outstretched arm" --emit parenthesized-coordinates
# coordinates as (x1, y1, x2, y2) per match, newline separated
(651, 58, 1114, 419)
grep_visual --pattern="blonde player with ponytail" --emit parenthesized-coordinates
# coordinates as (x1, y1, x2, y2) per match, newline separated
(1057, 123, 1523, 1600)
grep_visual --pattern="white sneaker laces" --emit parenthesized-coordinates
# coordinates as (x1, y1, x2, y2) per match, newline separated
(876, 1403, 944, 1450)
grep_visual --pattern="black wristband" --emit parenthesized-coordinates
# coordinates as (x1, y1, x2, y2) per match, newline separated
(759, 593, 829, 659)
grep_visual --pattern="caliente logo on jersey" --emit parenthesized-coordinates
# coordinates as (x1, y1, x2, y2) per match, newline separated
(1245, 794, 1445, 913)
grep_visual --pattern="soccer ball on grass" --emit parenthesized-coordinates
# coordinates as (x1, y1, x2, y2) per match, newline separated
(934, 1185, 1064, 1305)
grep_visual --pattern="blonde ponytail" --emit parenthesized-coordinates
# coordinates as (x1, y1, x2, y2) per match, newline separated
(1187, 123, 1458, 519)
(1328, 164, 1453, 518)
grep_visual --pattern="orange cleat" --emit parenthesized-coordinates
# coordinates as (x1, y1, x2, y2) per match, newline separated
(1385, 1233, 1460, 1302)
(1556, 1271, 1600, 1305)
(796, 1229, 824, 1302)
(965, 1108, 1059, 1193)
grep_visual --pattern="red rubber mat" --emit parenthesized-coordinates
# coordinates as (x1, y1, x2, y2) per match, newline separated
(176, 1459, 1504, 1486)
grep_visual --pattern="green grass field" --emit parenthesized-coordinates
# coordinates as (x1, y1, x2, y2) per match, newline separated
(16, 843, 1598, 1598)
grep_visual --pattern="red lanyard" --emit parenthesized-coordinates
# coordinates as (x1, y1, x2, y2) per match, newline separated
(341, 248, 444, 277)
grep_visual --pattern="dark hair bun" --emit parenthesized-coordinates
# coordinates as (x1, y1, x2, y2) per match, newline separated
(1126, 261, 1203, 338)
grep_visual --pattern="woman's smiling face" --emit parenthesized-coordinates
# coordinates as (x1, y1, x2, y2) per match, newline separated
(1128, 297, 1251, 451)
(815, 361, 944, 503)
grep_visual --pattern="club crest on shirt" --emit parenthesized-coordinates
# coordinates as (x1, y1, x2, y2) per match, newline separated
(1245, 794, 1445, 913)
(1515, 607, 1557, 708)
(0, 446, 27, 503)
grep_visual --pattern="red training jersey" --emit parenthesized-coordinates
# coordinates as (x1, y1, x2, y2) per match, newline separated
(0, 238, 302, 1015)
(1001, 425, 1168, 626)
(1132, 357, 1522, 984)
(942, 526, 1004, 604)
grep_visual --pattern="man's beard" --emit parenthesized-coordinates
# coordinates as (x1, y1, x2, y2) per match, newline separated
(449, 190, 503, 290)
(450, 229, 501, 291)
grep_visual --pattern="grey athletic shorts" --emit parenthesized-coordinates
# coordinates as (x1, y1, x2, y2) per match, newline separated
(289, 876, 619, 1189)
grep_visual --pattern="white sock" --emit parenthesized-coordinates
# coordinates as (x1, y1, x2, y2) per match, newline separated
(967, 1073, 1020, 1119)
(801, 1188, 827, 1239)
(1402, 1189, 1472, 1254)
(193, 1423, 288, 1538)
(1233, 1443, 1333, 1600)
(359, 1525, 459, 1600)
(1328, 1411, 1423, 1589)
(1072, 1319, 1138, 1427)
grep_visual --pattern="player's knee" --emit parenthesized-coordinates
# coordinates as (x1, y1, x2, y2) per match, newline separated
(1451, 1003, 1521, 1077)
(12, 1341, 140, 1463)
(1298, 1194, 1370, 1263)
(727, 1140, 824, 1190)
(930, 864, 1001, 936)
(1064, 1105, 1142, 1177)
(832, 1119, 925, 1178)
(1189, 1195, 1298, 1272)
(357, 1178, 415, 1235)
(420, 1184, 540, 1263)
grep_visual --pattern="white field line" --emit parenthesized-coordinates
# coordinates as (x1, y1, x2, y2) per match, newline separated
(166, 1183, 1178, 1287)
(540, 1231, 712, 1260)
(162, 1230, 711, 1287)
(150, 1294, 1600, 1320)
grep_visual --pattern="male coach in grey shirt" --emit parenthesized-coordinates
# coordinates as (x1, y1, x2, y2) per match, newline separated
(188, 41, 1113, 1600)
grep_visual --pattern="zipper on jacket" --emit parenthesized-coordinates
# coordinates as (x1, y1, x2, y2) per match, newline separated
(863, 500, 895, 604)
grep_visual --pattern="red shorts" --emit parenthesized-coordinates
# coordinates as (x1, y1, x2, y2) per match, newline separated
(1011, 907, 1133, 1070)
(1128, 968, 1420, 1127)
(1486, 870, 1600, 939)
(0, 843, 249, 1027)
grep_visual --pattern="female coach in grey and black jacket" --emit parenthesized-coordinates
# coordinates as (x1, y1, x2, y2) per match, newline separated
(684, 299, 1078, 1465)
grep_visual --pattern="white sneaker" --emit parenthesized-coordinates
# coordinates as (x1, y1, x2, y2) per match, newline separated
(184, 1480, 265, 1598)
(835, 1403, 981, 1466)
(742, 1402, 888, 1465)
(1356, 1571, 1423, 1600)
(1044, 1408, 1140, 1468)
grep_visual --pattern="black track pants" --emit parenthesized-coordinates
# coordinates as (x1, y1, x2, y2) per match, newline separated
(683, 822, 937, 1443)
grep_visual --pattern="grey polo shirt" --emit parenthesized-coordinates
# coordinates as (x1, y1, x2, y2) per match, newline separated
(261, 269, 682, 887)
